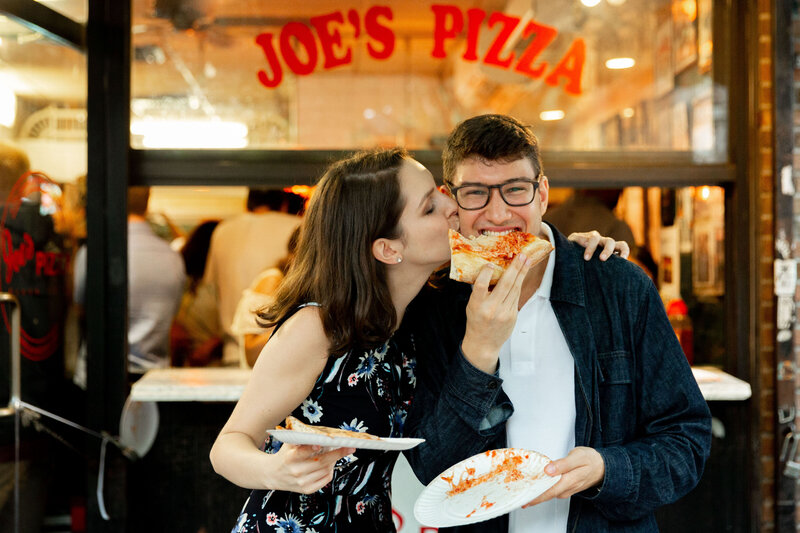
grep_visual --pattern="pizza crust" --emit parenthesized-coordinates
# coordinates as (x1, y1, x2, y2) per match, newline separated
(449, 229, 554, 284)
(279, 415, 381, 440)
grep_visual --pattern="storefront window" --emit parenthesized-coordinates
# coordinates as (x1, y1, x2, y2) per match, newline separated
(130, 0, 723, 160)
(548, 184, 725, 367)
(35, 0, 87, 23)
(0, 15, 87, 401)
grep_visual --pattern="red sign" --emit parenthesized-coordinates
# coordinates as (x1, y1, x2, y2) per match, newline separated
(255, 5, 584, 95)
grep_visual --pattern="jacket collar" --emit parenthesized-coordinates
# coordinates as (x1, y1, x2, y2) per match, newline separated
(546, 221, 586, 307)
(544, 222, 597, 447)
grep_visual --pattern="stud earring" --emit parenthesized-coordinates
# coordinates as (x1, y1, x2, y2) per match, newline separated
(397, 257, 403, 263)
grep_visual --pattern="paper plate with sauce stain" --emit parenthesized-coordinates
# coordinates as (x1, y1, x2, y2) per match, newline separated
(413, 448, 560, 527)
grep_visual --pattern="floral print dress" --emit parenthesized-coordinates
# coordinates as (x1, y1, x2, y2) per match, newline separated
(231, 333, 417, 533)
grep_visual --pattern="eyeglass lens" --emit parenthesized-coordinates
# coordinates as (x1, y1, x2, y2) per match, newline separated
(455, 180, 538, 209)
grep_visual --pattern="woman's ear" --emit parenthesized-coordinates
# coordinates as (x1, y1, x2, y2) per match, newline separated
(372, 238, 403, 265)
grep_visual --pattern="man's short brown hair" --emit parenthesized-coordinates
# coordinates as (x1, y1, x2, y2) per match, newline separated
(442, 114, 543, 184)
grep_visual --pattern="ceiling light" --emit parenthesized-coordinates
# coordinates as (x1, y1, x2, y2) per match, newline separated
(540, 110, 565, 121)
(0, 84, 16, 128)
(622, 107, 635, 118)
(581, 0, 601, 6)
(131, 119, 248, 149)
(605, 57, 635, 69)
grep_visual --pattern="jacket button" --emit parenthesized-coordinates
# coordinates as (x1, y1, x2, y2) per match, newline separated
(487, 380, 498, 390)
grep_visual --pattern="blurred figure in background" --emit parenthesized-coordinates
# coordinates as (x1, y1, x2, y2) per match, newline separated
(195, 188, 300, 367)
(53, 175, 88, 384)
(74, 187, 185, 381)
(170, 219, 222, 367)
(0, 141, 70, 532)
(230, 225, 300, 367)
(545, 188, 636, 251)
(124, 187, 186, 377)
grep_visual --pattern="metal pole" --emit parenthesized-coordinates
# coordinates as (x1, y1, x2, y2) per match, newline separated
(0, 292, 21, 415)
(0, 292, 21, 532)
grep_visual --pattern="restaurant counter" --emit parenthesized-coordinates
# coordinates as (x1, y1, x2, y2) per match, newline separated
(125, 365, 751, 531)
(130, 365, 751, 403)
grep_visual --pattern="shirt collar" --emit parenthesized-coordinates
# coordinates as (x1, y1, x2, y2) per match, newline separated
(532, 223, 557, 300)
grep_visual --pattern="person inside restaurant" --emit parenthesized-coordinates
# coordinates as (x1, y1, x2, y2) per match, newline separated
(74, 187, 186, 380)
(193, 188, 301, 367)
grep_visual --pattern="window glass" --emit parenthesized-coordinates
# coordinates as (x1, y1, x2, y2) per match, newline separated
(0, 16, 87, 403)
(131, 0, 723, 161)
(547, 184, 725, 366)
(35, 0, 88, 23)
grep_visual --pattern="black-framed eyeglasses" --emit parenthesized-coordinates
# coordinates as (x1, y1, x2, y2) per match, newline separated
(446, 178, 540, 210)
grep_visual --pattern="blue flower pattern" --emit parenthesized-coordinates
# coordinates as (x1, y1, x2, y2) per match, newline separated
(231, 334, 416, 532)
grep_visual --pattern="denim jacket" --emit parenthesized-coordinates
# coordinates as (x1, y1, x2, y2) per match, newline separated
(402, 224, 712, 532)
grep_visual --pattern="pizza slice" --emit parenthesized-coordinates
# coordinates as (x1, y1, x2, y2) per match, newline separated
(278, 415, 381, 441)
(449, 229, 554, 284)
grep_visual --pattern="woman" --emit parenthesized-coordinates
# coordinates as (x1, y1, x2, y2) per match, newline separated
(230, 225, 301, 366)
(210, 148, 625, 532)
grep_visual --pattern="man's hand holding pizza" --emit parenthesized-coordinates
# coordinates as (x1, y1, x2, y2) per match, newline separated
(461, 254, 532, 374)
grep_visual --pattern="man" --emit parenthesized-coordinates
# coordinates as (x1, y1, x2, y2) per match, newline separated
(403, 115, 711, 532)
(198, 188, 300, 366)
(125, 187, 186, 374)
(74, 186, 185, 377)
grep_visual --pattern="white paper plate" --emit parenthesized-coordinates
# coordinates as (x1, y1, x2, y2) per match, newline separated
(414, 448, 560, 527)
(266, 429, 424, 451)
(118, 396, 159, 458)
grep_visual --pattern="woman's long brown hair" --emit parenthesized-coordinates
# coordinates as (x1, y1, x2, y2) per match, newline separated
(258, 148, 408, 357)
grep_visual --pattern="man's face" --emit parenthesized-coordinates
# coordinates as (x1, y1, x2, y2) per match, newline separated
(450, 156, 549, 239)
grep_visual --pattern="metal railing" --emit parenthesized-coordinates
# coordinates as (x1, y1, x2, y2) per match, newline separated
(0, 292, 21, 417)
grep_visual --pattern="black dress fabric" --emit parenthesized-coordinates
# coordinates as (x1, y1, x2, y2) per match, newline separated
(232, 333, 416, 533)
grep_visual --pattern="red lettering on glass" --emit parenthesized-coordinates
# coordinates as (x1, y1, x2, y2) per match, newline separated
(428, 4, 583, 96)
(253, 5, 583, 96)
(462, 8, 486, 61)
(255, 33, 283, 88)
(431, 4, 463, 58)
(364, 6, 394, 59)
(484, 12, 519, 69)
(544, 37, 585, 95)
(20, 323, 59, 362)
(513, 21, 558, 79)
(2, 230, 34, 284)
(35, 251, 67, 277)
(310, 11, 352, 69)
(347, 9, 361, 38)
(279, 22, 318, 76)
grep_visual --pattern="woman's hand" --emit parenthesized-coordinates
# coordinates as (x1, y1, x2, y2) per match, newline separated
(568, 230, 630, 260)
(461, 254, 533, 373)
(266, 444, 355, 494)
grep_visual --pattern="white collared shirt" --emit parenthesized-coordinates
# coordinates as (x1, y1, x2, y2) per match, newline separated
(498, 224, 576, 533)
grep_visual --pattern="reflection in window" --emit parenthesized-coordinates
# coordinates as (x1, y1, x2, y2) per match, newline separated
(34, 0, 88, 23)
(0, 15, 86, 180)
(130, 0, 723, 158)
(548, 184, 725, 366)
